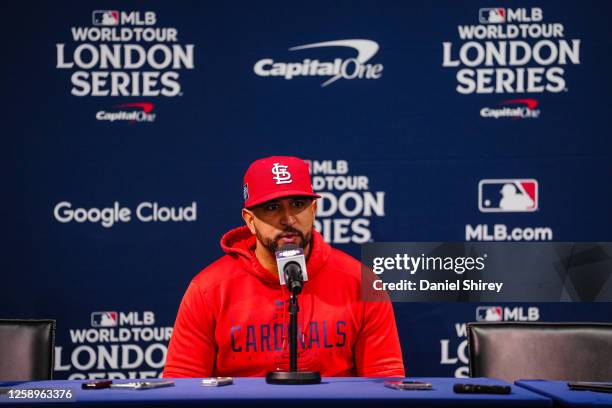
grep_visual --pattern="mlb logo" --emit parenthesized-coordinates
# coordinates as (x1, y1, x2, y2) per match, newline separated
(92, 10, 119, 26)
(479, 8, 506, 24)
(243, 184, 249, 201)
(91, 311, 118, 327)
(476, 306, 503, 321)
(478, 179, 538, 213)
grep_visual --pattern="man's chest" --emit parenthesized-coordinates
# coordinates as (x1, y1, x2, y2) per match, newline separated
(213, 288, 358, 355)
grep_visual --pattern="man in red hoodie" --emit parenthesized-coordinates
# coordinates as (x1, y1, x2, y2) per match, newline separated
(163, 156, 405, 378)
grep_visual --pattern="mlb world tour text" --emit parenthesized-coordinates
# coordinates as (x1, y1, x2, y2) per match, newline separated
(55, 312, 173, 380)
(370, 254, 504, 294)
(56, 11, 195, 97)
(56, 43, 193, 96)
(441, 7, 581, 94)
(307, 160, 385, 244)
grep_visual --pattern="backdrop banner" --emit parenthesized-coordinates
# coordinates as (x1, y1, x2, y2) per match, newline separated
(4, 1, 611, 379)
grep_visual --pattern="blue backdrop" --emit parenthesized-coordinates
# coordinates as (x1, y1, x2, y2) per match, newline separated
(4, 0, 611, 379)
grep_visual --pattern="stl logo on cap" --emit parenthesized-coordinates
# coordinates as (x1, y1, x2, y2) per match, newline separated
(243, 156, 320, 208)
(272, 162, 292, 185)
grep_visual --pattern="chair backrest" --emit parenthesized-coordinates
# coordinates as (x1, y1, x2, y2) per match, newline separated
(468, 322, 612, 382)
(0, 319, 56, 380)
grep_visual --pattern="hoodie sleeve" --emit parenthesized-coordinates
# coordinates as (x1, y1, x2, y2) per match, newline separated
(163, 282, 216, 378)
(353, 299, 405, 377)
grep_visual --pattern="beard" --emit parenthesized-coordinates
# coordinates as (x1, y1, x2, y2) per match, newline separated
(255, 225, 312, 253)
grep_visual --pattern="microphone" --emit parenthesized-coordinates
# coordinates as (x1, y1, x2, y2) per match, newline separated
(275, 244, 308, 294)
(284, 261, 303, 294)
(268, 244, 321, 385)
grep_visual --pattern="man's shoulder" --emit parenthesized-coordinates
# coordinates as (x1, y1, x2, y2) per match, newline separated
(190, 254, 246, 291)
(325, 247, 363, 279)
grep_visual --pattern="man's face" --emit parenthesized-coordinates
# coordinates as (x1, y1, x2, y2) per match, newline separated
(242, 196, 317, 253)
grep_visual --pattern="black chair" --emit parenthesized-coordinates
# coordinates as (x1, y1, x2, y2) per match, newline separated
(0, 319, 56, 381)
(468, 322, 612, 382)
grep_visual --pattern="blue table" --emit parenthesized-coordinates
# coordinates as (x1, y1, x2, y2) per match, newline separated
(516, 380, 612, 407)
(0, 377, 551, 407)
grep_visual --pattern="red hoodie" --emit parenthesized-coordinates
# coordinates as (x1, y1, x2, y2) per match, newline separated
(163, 226, 405, 378)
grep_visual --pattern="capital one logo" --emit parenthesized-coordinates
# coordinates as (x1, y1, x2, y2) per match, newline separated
(480, 99, 541, 120)
(272, 163, 292, 184)
(254, 39, 383, 87)
(478, 179, 538, 213)
(96, 102, 156, 123)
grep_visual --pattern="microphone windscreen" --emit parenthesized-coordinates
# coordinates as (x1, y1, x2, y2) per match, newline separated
(275, 245, 308, 285)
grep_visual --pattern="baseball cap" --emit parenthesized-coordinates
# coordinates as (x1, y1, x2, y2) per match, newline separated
(243, 156, 321, 208)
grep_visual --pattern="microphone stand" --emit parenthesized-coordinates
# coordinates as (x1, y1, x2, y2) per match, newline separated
(266, 270, 321, 385)
(289, 292, 298, 372)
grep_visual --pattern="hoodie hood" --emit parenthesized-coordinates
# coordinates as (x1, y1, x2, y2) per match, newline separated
(220, 225, 331, 285)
